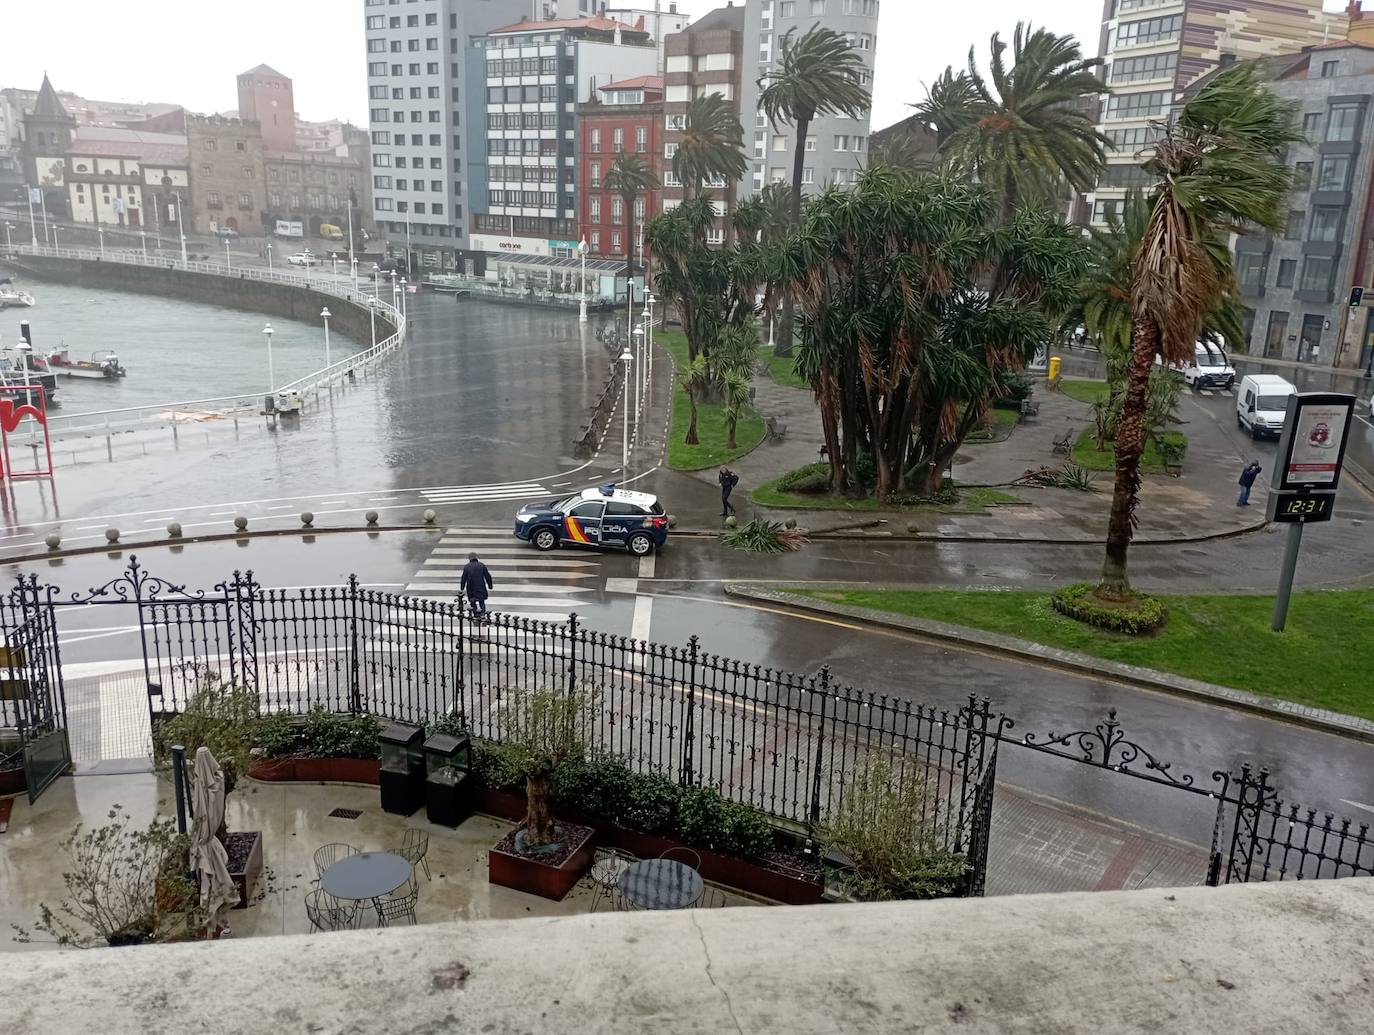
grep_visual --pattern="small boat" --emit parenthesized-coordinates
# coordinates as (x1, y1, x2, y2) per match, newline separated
(41, 349, 126, 380)
(0, 348, 58, 402)
(0, 278, 36, 308)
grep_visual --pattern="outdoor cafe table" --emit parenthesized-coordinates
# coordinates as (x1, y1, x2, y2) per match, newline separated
(321, 851, 412, 925)
(618, 859, 704, 910)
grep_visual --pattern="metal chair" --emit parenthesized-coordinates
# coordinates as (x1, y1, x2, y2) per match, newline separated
(587, 847, 636, 913)
(376, 874, 419, 927)
(313, 842, 359, 881)
(659, 846, 702, 872)
(304, 889, 357, 932)
(396, 828, 431, 881)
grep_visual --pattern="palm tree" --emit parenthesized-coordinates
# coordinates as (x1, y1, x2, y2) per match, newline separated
(604, 153, 660, 333)
(917, 23, 1106, 222)
(681, 354, 711, 445)
(758, 26, 871, 354)
(672, 93, 747, 203)
(1100, 63, 1299, 594)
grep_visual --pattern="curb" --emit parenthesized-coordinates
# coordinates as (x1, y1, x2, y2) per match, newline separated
(7, 524, 440, 566)
(722, 584, 1374, 746)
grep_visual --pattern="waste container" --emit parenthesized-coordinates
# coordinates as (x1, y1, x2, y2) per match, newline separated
(424, 731, 474, 828)
(378, 722, 425, 815)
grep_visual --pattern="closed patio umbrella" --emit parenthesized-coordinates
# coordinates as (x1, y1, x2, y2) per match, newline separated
(190, 746, 240, 933)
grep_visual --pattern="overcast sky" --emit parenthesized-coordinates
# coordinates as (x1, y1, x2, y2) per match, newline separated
(5, 0, 1348, 131)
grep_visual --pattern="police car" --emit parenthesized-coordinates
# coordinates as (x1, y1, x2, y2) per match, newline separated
(513, 484, 668, 556)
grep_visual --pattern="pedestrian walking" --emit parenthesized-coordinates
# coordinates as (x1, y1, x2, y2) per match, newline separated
(1237, 459, 1262, 507)
(718, 466, 739, 519)
(459, 552, 493, 615)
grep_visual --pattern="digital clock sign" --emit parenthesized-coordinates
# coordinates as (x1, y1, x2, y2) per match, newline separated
(1270, 491, 1335, 524)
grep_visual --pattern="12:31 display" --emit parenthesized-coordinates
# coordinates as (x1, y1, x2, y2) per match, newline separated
(1274, 493, 1334, 522)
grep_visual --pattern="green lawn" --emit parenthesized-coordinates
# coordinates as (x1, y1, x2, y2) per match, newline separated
(751, 481, 1023, 513)
(1072, 428, 1186, 474)
(759, 347, 810, 390)
(1059, 379, 1109, 405)
(795, 588, 1374, 720)
(657, 330, 766, 470)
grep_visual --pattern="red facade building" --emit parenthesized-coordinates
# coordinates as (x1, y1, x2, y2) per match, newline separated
(577, 75, 664, 261)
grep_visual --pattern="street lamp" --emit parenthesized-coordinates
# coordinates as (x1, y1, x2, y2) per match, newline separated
(578, 236, 588, 323)
(22, 186, 37, 247)
(331, 254, 338, 288)
(263, 323, 276, 400)
(224, 238, 232, 271)
(633, 323, 645, 426)
(320, 307, 333, 368)
(139, 229, 147, 260)
(3, 223, 13, 251)
(368, 296, 377, 348)
(351, 256, 359, 294)
(619, 348, 633, 472)
(266, 241, 273, 271)
(641, 304, 653, 415)
(173, 192, 188, 267)
(400, 277, 408, 324)
(51, 225, 59, 250)
(97, 225, 105, 259)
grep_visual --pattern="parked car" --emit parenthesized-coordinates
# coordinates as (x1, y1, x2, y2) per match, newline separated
(1236, 374, 1297, 439)
(214, 227, 240, 240)
(514, 485, 668, 556)
(320, 224, 344, 241)
(286, 251, 320, 267)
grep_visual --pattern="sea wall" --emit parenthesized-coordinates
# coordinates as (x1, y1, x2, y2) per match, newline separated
(1, 254, 394, 347)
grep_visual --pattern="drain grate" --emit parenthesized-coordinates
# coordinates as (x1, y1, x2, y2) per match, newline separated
(328, 807, 363, 820)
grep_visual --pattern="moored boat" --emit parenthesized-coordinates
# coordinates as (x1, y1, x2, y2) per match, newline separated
(40, 349, 126, 380)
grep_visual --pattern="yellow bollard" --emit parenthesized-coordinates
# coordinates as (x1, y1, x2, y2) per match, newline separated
(1048, 355, 1062, 386)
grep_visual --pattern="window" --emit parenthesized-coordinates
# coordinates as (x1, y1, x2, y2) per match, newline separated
(779, 2, 796, 15)
(612, 197, 623, 222)
(430, 158, 442, 169)
(802, 168, 814, 184)
(431, 180, 442, 192)
(368, 62, 387, 76)
(1326, 104, 1362, 143)
(1302, 112, 1322, 136)
(1105, 91, 1170, 120)
(591, 128, 601, 152)
(590, 231, 601, 250)
(1235, 252, 1266, 294)
(367, 38, 386, 53)
(1294, 161, 1313, 190)
(614, 128, 624, 152)
(1285, 210, 1304, 240)
(590, 196, 601, 221)
(1275, 259, 1297, 289)
(366, 15, 384, 28)
(391, 63, 402, 76)
(371, 131, 390, 145)
(805, 136, 816, 152)
(1321, 60, 1340, 78)
(772, 134, 787, 151)
(203, 139, 217, 151)
(611, 232, 622, 251)
(636, 127, 647, 152)
(1300, 255, 1333, 293)
(811, 0, 825, 13)
(374, 175, 392, 189)
(238, 193, 251, 207)
(428, 62, 439, 74)
(1115, 15, 1182, 48)
(1100, 163, 1154, 188)
(1316, 155, 1351, 191)
(428, 111, 441, 122)
(206, 191, 221, 207)
(1105, 126, 1160, 152)
(425, 12, 436, 25)
(426, 38, 438, 51)
(428, 86, 440, 98)
(370, 85, 388, 99)
(242, 167, 254, 179)
(1309, 206, 1344, 242)
(635, 197, 645, 220)
(1109, 52, 1176, 84)
(1092, 199, 1122, 224)
(590, 163, 601, 187)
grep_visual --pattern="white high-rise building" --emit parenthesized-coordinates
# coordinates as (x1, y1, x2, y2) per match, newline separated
(362, 0, 530, 272)
(738, 0, 880, 198)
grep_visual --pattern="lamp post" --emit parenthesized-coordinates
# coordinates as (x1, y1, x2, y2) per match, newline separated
(51, 225, 59, 250)
(4, 223, 13, 250)
(619, 348, 633, 472)
(97, 225, 105, 259)
(22, 186, 37, 247)
(633, 322, 645, 426)
(266, 241, 273, 271)
(368, 296, 377, 348)
(263, 323, 276, 397)
(224, 238, 232, 270)
(351, 256, 359, 294)
(139, 229, 147, 259)
(320, 307, 332, 368)
(646, 291, 656, 392)
(400, 277, 408, 324)
(578, 236, 588, 323)
(173, 192, 187, 267)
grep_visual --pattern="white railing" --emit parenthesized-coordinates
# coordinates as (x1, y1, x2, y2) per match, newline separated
(8, 245, 406, 441)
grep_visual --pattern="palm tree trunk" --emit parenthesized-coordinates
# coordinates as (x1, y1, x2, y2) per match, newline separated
(775, 112, 811, 358)
(727, 412, 738, 450)
(1101, 316, 1158, 593)
(686, 388, 700, 445)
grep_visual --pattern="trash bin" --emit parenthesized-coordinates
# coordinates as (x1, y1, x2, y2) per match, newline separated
(378, 722, 425, 816)
(424, 730, 474, 828)
(275, 390, 302, 413)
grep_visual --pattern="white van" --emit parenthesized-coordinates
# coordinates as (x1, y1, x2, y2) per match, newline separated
(1236, 374, 1296, 439)
(1155, 340, 1236, 390)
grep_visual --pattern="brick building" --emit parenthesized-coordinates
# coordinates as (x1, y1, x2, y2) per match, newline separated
(262, 149, 370, 239)
(236, 64, 297, 152)
(662, 5, 745, 246)
(577, 75, 664, 260)
(185, 115, 266, 234)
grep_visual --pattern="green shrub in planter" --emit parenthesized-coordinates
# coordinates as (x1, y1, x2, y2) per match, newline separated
(625, 771, 680, 835)
(470, 741, 523, 791)
(716, 799, 775, 859)
(342, 715, 382, 759)
(1051, 582, 1167, 634)
(554, 754, 634, 820)
(297, 708, 382, 759)
(254, 711, 297, 758)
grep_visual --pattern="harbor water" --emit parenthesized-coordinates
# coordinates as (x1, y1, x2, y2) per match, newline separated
(0, 280, 363, 415)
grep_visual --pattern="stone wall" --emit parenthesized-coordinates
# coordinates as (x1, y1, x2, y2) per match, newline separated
(1, 254, 395, 348)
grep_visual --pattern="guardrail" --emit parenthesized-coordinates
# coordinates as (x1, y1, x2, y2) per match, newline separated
(4, 245, 405, 443)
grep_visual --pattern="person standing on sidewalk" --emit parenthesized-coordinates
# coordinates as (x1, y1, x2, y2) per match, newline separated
(719, 466, 739, 519)
(459, 552, 493, 615)
(1237, 459, 1262, 507)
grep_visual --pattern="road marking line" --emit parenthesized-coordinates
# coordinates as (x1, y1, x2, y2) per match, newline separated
(631, 593, 653, 642)
(605, 578, 639, 593)
(419, 557, 595, 569)
(638, 554, 656, 579)
(1340, 799, 1374, 816)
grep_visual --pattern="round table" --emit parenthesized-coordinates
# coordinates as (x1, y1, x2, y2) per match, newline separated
(618, 859, 704, 910)
(321, 851, 412, 923)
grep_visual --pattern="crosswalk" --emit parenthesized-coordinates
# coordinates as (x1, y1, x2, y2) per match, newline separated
(418, 480, 552, 506)
(402, 527, 600, 623)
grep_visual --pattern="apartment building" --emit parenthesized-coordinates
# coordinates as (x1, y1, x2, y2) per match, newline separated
(577, 75, 665, 259)
(739, 0, 879, 198)
(662, 5, 746, 246)
(605, 3, 692, 66)
(1088, 0, 1345, 226)
(363, 0, 529, 272)
(1196, 41, 1374, 369)
(466, 14, 657, 259)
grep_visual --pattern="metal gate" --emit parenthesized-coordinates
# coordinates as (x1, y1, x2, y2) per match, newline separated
(2, 577, 69, 802)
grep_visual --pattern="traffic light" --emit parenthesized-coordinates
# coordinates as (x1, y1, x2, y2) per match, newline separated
(1350, 286, 1364, 308)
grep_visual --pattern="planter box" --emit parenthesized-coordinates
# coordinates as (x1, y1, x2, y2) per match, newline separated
(248, 756, 380, 785)
(488, 822, 595, 901)
(0, 764, 25, 798)
(225, 831, 263, 910)
(472, 787, 823, 905)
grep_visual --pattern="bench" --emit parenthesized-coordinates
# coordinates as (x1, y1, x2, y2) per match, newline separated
(1020, 397, 1040, 420)
(765, 416, 787, 443)
(1052, 428, 1073, 455)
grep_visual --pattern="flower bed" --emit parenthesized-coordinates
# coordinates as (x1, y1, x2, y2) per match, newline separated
(247, 708, 382, 784)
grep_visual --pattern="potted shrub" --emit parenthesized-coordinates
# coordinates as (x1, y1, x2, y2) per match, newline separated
(487, 688, 596, 900)
(248, 707, 382, 784)
(12, 805, 206, 947)
(821, 758, 969, 902)
(0, 730, 24, 797)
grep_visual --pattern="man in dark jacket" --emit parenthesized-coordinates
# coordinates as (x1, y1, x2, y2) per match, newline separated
(719, 466, 739, 519)
(1237, 459, 1262, 507)
(459, 552, 494, 614)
